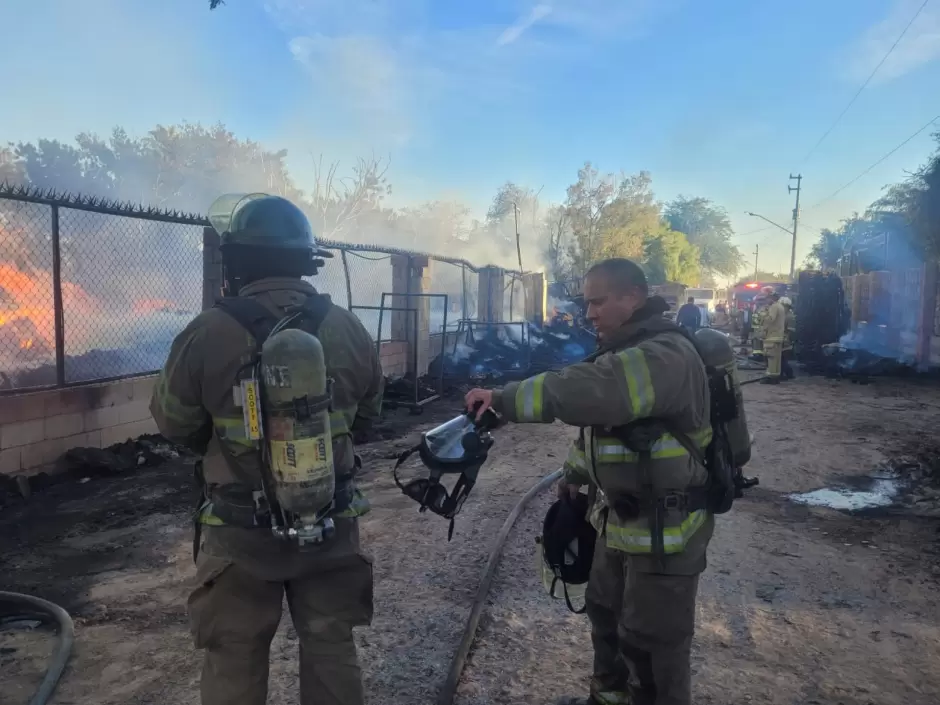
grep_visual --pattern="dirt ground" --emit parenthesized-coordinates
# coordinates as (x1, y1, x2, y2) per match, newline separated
(3, 375, 940, 705)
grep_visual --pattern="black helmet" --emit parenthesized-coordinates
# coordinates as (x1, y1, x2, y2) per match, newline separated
(539, 492, 596, 613)
(208, 193, 332, 257)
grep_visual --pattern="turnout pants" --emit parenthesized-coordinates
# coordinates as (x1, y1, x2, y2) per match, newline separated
(585, 541, 700, 705)
(763, 341, 782, 378)
(188, 519, 373, 705)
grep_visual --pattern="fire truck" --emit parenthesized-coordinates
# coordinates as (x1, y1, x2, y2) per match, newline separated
(731, 281, 790, 311)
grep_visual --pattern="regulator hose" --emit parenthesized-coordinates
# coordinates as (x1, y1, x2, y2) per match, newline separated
(0, 591, 75, 705)
(437, 467, 563, 705)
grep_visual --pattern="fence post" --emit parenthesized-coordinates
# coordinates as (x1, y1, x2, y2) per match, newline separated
(340, 249, 353, 310)
(461, 265, 469, 321)
(478, 266, 505, 322)
(50, 205, 66, 386)
(508, 274, 515, 321)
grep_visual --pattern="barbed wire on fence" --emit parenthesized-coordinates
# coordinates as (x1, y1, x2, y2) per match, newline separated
(0, 182, 522, 392)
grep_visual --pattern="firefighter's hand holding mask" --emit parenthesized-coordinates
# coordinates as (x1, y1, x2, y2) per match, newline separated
(465, 389, 494, 421)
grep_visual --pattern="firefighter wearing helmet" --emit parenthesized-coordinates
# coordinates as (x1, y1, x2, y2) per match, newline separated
(150, 194, 383, 705)
(780, 296, 796, 380)
(759, 292, 787, 384)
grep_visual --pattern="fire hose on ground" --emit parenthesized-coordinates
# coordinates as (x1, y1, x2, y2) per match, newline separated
(0, 591, 75, 705)
(437, 467, 564, 705)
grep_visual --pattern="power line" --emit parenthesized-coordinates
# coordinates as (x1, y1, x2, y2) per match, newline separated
(808, 113, 940, 209)
(800, 0, 931, 166)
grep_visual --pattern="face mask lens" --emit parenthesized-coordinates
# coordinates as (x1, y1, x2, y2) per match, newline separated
(424, 415, 475, 461)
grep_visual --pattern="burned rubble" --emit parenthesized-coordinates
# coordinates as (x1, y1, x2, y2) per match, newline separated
(428, 318, 596, 386)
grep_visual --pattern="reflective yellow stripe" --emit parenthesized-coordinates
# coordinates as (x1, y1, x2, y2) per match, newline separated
(197, 504, 226, 526)
(514, 373, 546, 422)
(201, 491, 370, 524)
(606, 509, 708, 554)
(616, 348, 655, 417)
(215, 407, 355, 447)
(214, 416, 255, 448)
(593, 428, 712, 463)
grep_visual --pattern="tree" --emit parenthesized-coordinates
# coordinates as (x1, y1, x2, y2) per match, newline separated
(564, 164, 663, 278)
(664, 196, 744, 278)
(597, 172, 661, 263)
(564, 162, 618, 279)
(543, 204, 570, 282)
(485, 181, 544, 269)
(306, 154, 391, 241)
(643, 227, 700, 285)
(806, 228, 851, 271)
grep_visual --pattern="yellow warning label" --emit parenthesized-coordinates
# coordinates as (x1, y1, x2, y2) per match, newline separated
(241, 379, 262, 441)
(270, 436, 333, 484)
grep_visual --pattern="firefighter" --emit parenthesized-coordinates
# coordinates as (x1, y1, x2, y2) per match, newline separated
(466, 258, 712, 705)
(780, 296, 796, 380)
(759, 292, 786, 385)
(150, 194, 383, 705)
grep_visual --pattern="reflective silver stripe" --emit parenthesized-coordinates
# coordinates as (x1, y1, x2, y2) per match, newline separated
(515, 373, 546, 422)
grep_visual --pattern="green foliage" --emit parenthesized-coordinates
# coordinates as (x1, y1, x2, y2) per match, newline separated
(643, 227, 701, 286)
(806, 132, 940, 272)
(663, 196, 744, 278)
(563, 164, 666, 280)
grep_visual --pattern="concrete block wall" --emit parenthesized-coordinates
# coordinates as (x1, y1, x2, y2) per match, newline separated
(1, 376, 158, 476)
(379, 341, 409, 377)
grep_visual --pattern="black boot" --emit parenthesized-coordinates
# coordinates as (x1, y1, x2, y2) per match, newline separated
(760, 376, 780, 385)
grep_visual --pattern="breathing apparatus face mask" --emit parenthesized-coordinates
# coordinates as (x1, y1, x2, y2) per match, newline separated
(393, 406, 500, 539)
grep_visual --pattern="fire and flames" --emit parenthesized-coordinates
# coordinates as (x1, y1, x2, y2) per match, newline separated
(0, 261, 99, 368)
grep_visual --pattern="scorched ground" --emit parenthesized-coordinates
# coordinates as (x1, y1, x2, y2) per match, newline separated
(3, 376, 940, 705)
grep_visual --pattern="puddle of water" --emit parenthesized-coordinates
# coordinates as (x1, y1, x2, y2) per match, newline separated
(788, 478, 900, 511)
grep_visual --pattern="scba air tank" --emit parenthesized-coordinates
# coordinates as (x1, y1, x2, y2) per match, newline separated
(260, 327, 336, 525)
(694, 328, 752, 467)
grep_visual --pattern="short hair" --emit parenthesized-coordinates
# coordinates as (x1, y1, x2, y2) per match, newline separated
(687, 296, 695, 303)
(586, 258, 648, 297)
(771, 292, 780, 300)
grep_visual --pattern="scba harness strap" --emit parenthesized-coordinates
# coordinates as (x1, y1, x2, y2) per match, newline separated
(392, 445, 481, 541)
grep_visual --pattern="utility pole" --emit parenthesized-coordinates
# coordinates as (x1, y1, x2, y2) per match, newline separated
(788, 174, 802, 280)
(753, 244, 759, 280)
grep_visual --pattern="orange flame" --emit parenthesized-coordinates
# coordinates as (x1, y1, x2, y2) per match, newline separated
(0, 262, 98, 361)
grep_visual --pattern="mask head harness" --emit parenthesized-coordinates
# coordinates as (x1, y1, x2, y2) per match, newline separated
(393, 405, 499, 540)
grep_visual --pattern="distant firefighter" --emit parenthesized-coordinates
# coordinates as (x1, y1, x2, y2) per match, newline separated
(759, 293, 787, 384)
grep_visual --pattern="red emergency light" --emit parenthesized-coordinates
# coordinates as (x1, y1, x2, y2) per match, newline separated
(744, 282, 759, 289)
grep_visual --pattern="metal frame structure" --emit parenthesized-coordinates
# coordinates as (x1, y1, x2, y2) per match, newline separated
(378, 292, 448, 412)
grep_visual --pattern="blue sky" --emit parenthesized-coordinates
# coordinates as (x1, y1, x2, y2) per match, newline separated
(2, 0, 939, 276)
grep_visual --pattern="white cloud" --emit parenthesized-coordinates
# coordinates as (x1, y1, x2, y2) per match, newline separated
(841, 0, 940, 84)
(265, 0, 673, 152)
(497, 4, 552, 46)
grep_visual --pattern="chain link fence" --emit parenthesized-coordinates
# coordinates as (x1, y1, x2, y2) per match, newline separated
(0, 185, 512, 392)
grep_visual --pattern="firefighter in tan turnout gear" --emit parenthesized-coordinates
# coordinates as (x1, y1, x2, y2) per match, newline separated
(466, 258, 713, 705)
(759, 292, 787, 384)
(150, 194, 383, 705)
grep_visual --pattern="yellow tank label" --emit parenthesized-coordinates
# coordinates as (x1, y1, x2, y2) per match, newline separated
(241, 379, 262, 440)
(269, 435, 333, 484)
